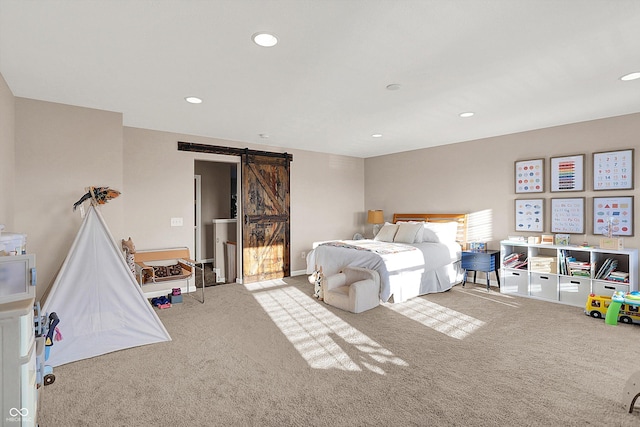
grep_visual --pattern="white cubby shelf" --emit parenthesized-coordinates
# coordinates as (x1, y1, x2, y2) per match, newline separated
(500, 240, 638, 308)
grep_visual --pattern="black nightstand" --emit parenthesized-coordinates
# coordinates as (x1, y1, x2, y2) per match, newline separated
(461, 250, 500, 290)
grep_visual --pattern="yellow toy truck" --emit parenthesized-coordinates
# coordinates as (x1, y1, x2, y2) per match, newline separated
(585, 293, 640, 325)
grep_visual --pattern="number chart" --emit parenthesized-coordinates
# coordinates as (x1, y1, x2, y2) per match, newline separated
(593, 149, 634, 190)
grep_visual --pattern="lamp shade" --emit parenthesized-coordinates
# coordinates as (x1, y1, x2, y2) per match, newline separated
(367, 210, 384, 224)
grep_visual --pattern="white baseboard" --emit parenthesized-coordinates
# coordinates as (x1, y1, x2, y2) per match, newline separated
(290, 270, 307, 277)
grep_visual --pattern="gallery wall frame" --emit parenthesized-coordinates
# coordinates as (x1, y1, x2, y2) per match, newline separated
(514, 198, 544, 232)
(550, 154, 585, 192)
(514, 158, 544, 193)
(551, 197, 585, 234)
(593, 196, 634, 236)
(593, 149, 634, 191)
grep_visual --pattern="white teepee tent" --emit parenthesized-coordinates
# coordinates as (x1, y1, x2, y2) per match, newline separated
(42, 205, 171, 366)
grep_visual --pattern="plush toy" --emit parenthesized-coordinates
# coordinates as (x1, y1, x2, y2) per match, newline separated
(310, 266, 324, 300)
(121, 237, 136, 275)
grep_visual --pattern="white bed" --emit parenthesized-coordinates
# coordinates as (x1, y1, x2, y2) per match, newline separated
(306, 213, 468, 303)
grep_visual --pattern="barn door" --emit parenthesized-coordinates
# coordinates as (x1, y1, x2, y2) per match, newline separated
(241, 153, 290, 283)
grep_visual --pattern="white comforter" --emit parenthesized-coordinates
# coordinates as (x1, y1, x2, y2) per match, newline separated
(306, 239, 461, 302)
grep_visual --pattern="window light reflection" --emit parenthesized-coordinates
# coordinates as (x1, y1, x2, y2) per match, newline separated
(383, 297, 485, 339)
(249, 283, 407, 374)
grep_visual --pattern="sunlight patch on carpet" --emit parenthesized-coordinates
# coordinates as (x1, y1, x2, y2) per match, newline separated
(250, 284, 407, 374)
(244, 278, 289, 291)
(465, 288, 521, 307)
(382, 297, 485, 339)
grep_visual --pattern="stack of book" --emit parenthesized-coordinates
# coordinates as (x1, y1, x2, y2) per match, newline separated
(558, 250, 591, 277)
(607, 271, 629, 283)
(568, 260, 591, 277)
(529, 256, 556, 273)
(503, 252, 528, 269)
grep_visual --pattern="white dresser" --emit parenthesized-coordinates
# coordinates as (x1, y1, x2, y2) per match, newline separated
(1, 254, 39, 427)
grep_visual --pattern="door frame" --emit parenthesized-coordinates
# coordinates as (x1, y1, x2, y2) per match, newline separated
(179, 141, 292, 284)
(194, 174, 203, 262)
(193, 156, 241, 281)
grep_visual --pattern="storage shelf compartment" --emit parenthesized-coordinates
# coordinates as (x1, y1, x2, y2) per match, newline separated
(559, 276, 591, 306)
(592, 280, 630, 296)
(530, 272, 558, 300)
(500, 241, 637, 308)
(501, 269, 528, 295)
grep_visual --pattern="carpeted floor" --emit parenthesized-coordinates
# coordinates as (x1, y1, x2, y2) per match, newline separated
(39, 277, 640, 426)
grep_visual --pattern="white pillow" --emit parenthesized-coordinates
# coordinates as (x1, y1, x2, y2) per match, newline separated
(424, 221, 458, 243)
(374, 223, 398, 242)
(421, 227, 440, 243)
(406, 221, 424, 242)
(394, 222, 423, 243)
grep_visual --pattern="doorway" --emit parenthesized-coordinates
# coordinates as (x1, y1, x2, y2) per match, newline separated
(194, 160, 239, 283)
(179, 142, 292, 284)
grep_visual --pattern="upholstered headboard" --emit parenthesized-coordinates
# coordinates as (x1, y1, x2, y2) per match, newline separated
(392, 213, 468, 250)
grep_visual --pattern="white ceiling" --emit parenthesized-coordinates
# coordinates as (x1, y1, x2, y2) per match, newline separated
(1, 0, 639, 158)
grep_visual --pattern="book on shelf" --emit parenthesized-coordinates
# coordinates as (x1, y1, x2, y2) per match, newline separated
(503, 252, 528, 269)
(606, 271, 629, 282)
(595, 258, 618, 280)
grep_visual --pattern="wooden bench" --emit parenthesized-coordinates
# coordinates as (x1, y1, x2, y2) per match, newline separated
(133, 247, 205, 302)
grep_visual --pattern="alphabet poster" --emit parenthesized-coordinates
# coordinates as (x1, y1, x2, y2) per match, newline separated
(551, 197, 585, 234)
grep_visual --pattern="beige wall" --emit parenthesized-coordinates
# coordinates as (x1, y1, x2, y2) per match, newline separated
(0, 73, 15, 229)
(365, 113, 640, 253)
(15, 99, 124, 299)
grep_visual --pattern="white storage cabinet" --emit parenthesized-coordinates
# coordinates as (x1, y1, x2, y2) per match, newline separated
(500, 241, 638, 307)
(1, 254, 39, 426)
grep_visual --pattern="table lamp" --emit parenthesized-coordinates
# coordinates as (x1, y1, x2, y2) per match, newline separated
(367, 210, 384, 237)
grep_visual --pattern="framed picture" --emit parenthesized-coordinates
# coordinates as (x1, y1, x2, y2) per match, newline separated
(593, 149, 634, 190)
(550, 154, 585, 192)
(551, 197, 585, 234)
(514, 159, 544, 193)
(515, 198, 544, 232)
(593, 196, 634, 236)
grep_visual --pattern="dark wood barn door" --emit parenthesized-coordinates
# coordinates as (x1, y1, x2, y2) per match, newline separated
(241, 153, 290, 283)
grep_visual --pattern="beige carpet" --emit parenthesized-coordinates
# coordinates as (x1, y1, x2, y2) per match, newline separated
(39, 277, 640, 426)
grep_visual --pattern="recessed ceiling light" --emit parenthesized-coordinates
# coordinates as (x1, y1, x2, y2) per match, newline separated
(252, 32, 278, 47)
(459, 112, 474, 118)
(185, 96, 202, 104)
(386, 84, 401, 91)
(620, 72, 640, 81)
(372, 133, 383, 138)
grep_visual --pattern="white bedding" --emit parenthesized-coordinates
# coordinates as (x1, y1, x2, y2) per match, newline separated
(306, 239, 462, 302)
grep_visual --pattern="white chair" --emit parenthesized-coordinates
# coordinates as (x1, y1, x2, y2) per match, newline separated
(322, 267, 380, 313)
(623, 370, 640, 414)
